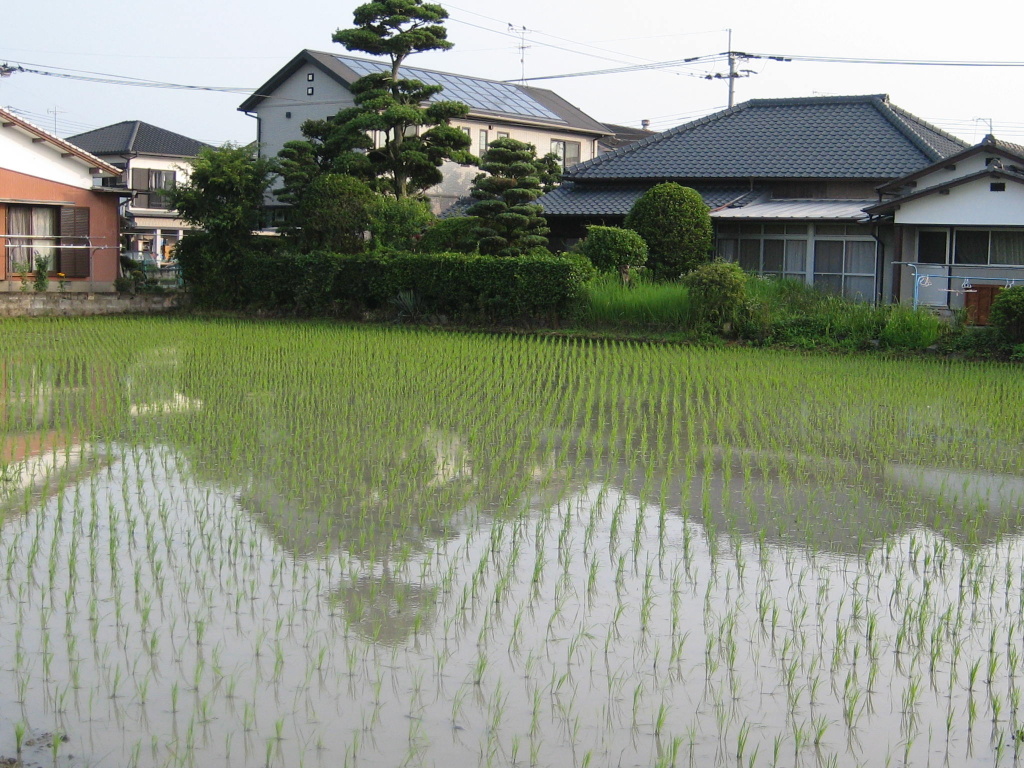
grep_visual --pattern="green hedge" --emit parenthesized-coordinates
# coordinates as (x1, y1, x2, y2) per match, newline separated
(177, 234, 595, 324)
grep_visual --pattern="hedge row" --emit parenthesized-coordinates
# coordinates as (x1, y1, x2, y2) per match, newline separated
(176, 234, 595, 323)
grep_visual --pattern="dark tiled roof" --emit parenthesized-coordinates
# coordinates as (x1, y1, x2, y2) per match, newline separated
(241, 50, 609, 135)
(538, 182, 763, 217)
(68, 121, 210, 158)
(600, 123, 656, 151)
(566, 95, 968, 182)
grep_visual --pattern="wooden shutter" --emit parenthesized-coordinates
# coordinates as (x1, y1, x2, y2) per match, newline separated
(59, 206, 91, 278)
(131, 167, 150, 208)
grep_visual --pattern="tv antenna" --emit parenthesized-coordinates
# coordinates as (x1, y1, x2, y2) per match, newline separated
(509, 24, 531, 85)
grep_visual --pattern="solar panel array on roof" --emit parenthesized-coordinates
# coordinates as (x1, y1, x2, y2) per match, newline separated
(342, 57, 565, 123)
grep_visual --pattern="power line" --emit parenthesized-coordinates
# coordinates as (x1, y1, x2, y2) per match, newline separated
(1, 61, 252, 93)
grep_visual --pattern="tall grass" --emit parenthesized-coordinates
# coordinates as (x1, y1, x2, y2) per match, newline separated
(579, 272, 693, 329)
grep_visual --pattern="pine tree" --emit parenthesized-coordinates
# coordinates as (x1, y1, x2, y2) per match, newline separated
(467, 137, 559, 257)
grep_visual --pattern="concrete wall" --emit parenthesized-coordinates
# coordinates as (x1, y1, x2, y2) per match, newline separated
(0, 292, 180, 317)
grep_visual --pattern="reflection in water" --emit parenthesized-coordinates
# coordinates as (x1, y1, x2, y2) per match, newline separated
(1, 319, 1024, 767)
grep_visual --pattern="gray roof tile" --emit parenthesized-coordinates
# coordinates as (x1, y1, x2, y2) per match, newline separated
(538, 183, 763, 217)
(68, 121, 210, 158)
(566, 95, 968, 182)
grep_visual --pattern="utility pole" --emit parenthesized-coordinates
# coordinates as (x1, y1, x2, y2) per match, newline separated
(727, 29, 736, 108)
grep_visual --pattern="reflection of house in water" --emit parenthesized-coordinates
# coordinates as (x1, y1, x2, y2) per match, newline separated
(0, 435, 100, 508)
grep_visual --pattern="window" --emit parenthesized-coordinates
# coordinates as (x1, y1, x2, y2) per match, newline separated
(306, 86, 314, 96)
(479, 129, 489, 153)
(718, 223, 876, 301)
(497, 131, 509, 139)
(813, 240, 876, 300)
(131, 169, 176, 209)
(307, 72, 315, 82)
(7, 205, 57, 271)
(991, 182, 1006, 192)
(6, 205, 90, 277)
(949, 230, 1024, 266)
(916, 230, 947, 264)
(551, 139, 581, 168)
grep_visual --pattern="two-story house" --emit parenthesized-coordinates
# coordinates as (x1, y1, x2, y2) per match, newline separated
(67, 121, 210, 261)
(1, 107, 123, 291)
(239, 50, 610, 214)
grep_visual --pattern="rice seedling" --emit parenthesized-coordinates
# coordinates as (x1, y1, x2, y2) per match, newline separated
(0, 317, 1022, 766)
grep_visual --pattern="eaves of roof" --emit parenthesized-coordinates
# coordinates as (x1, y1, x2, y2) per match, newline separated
(538, 182, 765, 218)
(865, 167, 1024, 215)
(0, 107, 121, 176)
(876, 134, 1024, 194)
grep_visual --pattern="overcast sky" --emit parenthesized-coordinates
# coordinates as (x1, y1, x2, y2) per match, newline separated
(3, 0, 1023, 148)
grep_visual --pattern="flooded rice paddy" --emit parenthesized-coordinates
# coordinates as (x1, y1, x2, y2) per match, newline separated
(1, 317, 1024, 767)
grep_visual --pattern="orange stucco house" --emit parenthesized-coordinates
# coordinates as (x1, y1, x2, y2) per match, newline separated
(1, 107, 124, 291)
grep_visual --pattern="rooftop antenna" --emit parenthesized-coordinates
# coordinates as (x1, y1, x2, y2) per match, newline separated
(47, 106, 66, 135)
(974, 117, 994, 136)
(509, 24, 531, 85)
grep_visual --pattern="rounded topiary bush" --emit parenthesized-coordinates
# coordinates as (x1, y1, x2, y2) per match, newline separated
(624, 182, 712, 279)
(989, 285, 1024, 343)
(682, 261, 748, 328)
(418, 216, 481, 254)
(580, 225, 648, 281)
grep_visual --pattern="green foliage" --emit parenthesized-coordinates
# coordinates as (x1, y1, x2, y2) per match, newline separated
(33, 255, 50, 292)
(293, 174, 376, 253)
(467, 138, 558, 257)
(368, 196, 435, 250)
(175, 239, 595, 322)
(278, 0, 474, 200)
(624, 183, 712, 278)
(418, 216, 480, 253)
(989, 285, 1024, 343)
(171, 144, 276, 242)
(879, 305, 944, 349)
(682, 261, 748, 328)
(580, 225, 648, 281)
(580, 272, 693, 329)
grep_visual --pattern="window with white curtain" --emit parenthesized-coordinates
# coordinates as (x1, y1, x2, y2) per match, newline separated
(7, 205, 58, 271)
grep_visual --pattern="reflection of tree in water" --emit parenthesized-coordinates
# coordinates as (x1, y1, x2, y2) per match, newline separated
(166, 331, 1024, 640)
(327, 572, 439, 647)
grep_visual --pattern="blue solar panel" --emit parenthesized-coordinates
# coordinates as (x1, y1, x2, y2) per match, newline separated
(341, 57, 565, 122)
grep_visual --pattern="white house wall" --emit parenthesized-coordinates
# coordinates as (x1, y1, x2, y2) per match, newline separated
(253, 67, 356, 160)
(910, 154, 992, 192)
(892, 176, 1024, 227)
(1, 127, 96, 190)
(425, 119, 600, 212)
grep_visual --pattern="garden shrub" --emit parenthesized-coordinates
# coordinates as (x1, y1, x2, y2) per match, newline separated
(990, 285, 1024, 343)
(175, 237, 595, 323)
(682, 261, 748, 328)
(580, 225, 648, 282)
(624, 183, 712, 279)
(294, 174, 375, 253)
(418, 216, 480, 253)
(368, 196, 435, 251)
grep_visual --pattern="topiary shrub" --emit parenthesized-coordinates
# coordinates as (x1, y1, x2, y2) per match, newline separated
(368, 196, 435, 251)
(580, 225, 648, 284)
(682, 261, 748, 329)
(294, 174, 375, 253)
(990, 285, 1024, 343)
(418, 216, 481, 253)
(624, 182, 712, 279)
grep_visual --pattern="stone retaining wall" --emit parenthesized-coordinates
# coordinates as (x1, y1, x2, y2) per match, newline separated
(0, 292, 182, 317)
